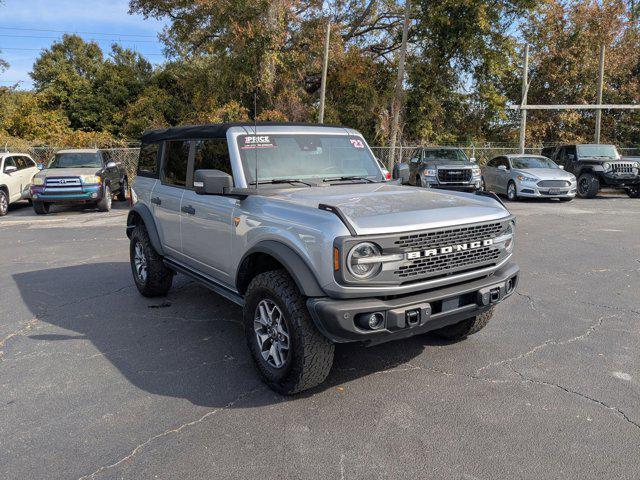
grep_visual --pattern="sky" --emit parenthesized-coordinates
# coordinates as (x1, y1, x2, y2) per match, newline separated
(0, 0, 166, 89)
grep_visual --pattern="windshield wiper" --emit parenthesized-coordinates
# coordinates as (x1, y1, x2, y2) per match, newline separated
(249, 178, 317, 187)
(321, 176, 376, 184)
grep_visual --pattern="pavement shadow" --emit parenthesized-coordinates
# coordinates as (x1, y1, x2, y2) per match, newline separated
(13, 262, 433, 406)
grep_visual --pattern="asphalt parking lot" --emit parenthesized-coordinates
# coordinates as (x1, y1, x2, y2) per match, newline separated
(1, 195, 639, 480)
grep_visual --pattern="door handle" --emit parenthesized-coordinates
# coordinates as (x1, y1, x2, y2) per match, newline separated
(151, 196, 161, 206)
(181, 205, 196, 215)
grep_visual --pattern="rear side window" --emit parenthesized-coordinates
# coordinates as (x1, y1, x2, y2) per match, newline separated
(192, 139, 232, 183)
(138, 143, 160, 178)
(162, 140, 190, 187)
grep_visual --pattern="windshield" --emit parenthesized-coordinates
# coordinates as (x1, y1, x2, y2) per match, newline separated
(237, 134, 382, 184)
(511, 157, 558, 169)
(49, 153, 102, 168)
(577, 145, 618, 159)
(422, 148, 468, 163)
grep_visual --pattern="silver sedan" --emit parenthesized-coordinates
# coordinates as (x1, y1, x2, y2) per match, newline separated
(482, 154, 577, 201)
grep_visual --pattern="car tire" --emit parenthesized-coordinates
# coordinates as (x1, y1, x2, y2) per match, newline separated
(431, 308, 494, 341)
(97, 185, 112, 212)
(244, 270, 334, 395)
(577, 173, 599, 199)
(130, 224, 174, 297)
(417, 175, 424, 188)
(33, 201, 50, 215)
(117, 178, 128, 201)
(0, 190, 8, 216)
(626, 186, 640, 198)
(507, 181, 518, 201)
(480, 177, 486, 191)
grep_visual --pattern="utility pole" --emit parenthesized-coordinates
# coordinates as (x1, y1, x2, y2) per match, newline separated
(318, 21, 331, 123)
(518, 44, 529, 154)
(594, 45, 605, 144)
(388, 0, 410, 171)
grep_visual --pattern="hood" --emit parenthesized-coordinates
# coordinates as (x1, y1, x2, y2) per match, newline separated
(513, 168, 575, 180)
(36, 167, 101, 178)
(270, 183, 509, 235)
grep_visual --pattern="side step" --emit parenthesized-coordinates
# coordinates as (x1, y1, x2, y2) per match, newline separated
(163, 258, 245, 306)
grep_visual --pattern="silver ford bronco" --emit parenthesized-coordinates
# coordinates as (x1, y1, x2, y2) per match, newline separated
(126, 123, 519, 394)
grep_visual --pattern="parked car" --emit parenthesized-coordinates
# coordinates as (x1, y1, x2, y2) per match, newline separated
(375, 157, 392, 180)
(30, 149, 128, 214)
(404, 147, 482, 192)
(545, 144, 640, 198)
(126, 123, 519, 394)
(482, 154, 577, 201)
(0, 152, 39, 216)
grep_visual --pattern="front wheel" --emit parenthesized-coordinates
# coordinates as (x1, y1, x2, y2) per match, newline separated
(244, 270, 334, 395)
(0, 190, 8, 216)
(506, 181, 518, 201)
(130, 225, 174, 297)
(33, 201, 50, 215)
(577, 173, 599, 198)
(431, 308, 494, 341)
(97, 185, 112, 212)
(627, 186, 640, 198)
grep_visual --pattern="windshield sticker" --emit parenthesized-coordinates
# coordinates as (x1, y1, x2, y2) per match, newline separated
(350, 138, 365, 149)
(240, 135, 277, 149)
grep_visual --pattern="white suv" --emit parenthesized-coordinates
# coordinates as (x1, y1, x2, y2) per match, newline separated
(0, 153, 39, 216)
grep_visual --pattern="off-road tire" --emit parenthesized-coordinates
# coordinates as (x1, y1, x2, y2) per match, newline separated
(117, 178, 128, 201)
(0, 190, 8, 216)
(507, 181, 518, 201)
(577, 173, 599, 199)
(97, 185, 112, 212)
(244, 270, 334, 395)
(626, 186, 640, 198)
(130, 224, 174, 297)
(432, 308, 494, 341)
(33, 201, 50, 215)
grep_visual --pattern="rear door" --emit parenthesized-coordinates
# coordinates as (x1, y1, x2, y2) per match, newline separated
(483, 157, 498, 190)
(180, 138, 237, 283)
(18, 156, 39, 198)
(494, 157, 510, 193)
(3, 157, 21, 202)
(153, 140, 191, 255)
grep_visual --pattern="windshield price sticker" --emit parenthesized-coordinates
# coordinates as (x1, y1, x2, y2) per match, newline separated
(350, 138, 365, 149)
(240, 135, 276, 149)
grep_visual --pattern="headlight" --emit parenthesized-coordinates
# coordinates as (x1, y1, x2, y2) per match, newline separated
(32, 177, 44, 185)
(494, 221, 515, 253)
(603, 162, 611, 172)
(423, 168, 437, 177)
(347, 242, 382, 279)
(516, 175, 537, 183)
(80, 174, 101, 184)
(471, 166, 481, 177)
(633, 162, 639, 169)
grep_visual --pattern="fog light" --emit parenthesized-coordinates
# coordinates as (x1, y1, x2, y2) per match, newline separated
(32, 194, 38, 199)
(91, 192, 98, 198)
(356, 312, 385, 330)
(505, 278, 514, 294)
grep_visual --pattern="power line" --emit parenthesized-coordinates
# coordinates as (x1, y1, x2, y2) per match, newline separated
(0, 26, 157, 38)
(0, 34, 158, 43)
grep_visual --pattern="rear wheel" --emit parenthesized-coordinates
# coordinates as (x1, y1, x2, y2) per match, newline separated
(0, 190, 8, 216)
(33, 201, 50, 215)
(97, 185, 112, 212)
(432, 308, 494, 341)
(130, 224, 174, 297)
(244, 270, 334, 395)
(507, 181, 518, 201)
(626, 186, 640, 198)
(577, 173, 599, 198)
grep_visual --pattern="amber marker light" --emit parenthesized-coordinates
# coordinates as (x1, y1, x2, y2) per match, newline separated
(333, 247, 340, 271)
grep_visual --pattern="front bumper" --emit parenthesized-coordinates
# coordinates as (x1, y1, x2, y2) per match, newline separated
(30, 184, 102, 203)
(423, 177, 482, 192)
(307, 261, 519, 345)
(517, 182, 576, 198)
(598, 173, 640, 188)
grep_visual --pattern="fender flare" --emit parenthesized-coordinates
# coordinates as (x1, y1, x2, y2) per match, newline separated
(237, 240, 326, 297)
(126, 203, 164, 255)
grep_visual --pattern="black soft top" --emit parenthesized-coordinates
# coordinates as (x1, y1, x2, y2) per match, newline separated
(140, 122, 344, 143)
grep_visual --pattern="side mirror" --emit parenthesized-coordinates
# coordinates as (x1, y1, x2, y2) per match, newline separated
(37, 163, 45, 170)
(4, 165, 17, 174)
(497, 165, 507, 171)
(106, 161, 117, 169)
(194, 169, 233, 195)
(470, 157, 476, 163)
(559, 165, 565, 170)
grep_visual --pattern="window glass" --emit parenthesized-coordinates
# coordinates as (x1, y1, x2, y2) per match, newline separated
(138, 143, 160, 177)
(487, 158, 498, 167)
(162, 140, 190, 187)
(577, 144, 616, 159)
(4, 157, 16, 171)
(501, 158, 510, 169)
(14, 157, 27, 169)
(511, 157, 558, 169)
(50, 152, 101, 168)
(422, 148, 468, 163)
(21, 156, 36, 169)
(192, 139, 232, 183)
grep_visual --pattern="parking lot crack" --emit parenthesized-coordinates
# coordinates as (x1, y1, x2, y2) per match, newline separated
(514, 289, 538, 312)
(78, 385, 263, 479)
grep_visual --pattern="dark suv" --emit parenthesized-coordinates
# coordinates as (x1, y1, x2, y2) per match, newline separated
(545, 144, 640, 198)
(405, 147, 482, 192)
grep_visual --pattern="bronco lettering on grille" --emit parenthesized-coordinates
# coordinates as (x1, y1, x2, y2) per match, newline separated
(406, 239, 494, 259)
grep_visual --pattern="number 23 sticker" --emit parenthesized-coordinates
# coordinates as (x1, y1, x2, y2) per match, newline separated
(350, 138, 365, 149)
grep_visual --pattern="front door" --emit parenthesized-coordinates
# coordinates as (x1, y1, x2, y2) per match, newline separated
(153, 140, 191, 255)
(179, 138, 236, 284)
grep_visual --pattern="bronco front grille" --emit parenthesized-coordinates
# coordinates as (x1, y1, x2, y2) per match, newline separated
(611, 163, 635, 174)
(537, 180, 570, 187)
(394, 221, 503, 252)
(395, 246, 502, 279)
(438, 168, 472, 183)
